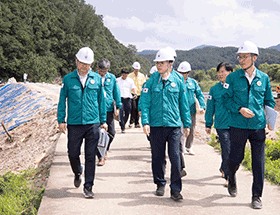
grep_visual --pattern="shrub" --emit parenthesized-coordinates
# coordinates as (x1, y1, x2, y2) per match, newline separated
(207, 133, 221, 152)
(0, 169, 45, 214)
(207, 133, 280, 186)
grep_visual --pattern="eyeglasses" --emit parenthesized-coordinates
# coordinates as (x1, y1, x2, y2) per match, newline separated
(77, 60, 90, 66)
(98, 69, 108, 73)
(237, 55, 251, 61)
(156, 61, 167, 65)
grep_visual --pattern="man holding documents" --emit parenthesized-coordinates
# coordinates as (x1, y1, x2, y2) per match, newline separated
(96, 59, 122, 166)
(222, 41, 275, 209)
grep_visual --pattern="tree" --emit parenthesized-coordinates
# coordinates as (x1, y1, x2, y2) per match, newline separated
(268, 64, 280, 81)
(258, 63, 270, 74)
(142, 46, 280, 72)
(207, 67, 218, 81)
(127, 44, 137, 55)
(0, 0, 151, 82)
(192, 70, 210, 82)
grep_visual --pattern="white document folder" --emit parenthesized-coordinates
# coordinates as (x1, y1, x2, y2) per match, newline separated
(97, 128, 109, 158)
(265, 105, 278, 131)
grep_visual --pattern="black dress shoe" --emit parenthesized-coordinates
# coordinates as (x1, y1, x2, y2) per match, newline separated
(74, 167, 83, 188)
(155, 185, 165, 196)
(251, 195, 262, 209)
(74, 174, 81, 188)
(171, 190, 183, 201)
(228, 182, 237, 197)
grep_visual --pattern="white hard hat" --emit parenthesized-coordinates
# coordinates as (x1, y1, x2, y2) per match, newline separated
(154, 48, 175, 62)
(149, 65, 157, 74)
(165, 46, 177, 57)
(132, 62, 141, 69)
(237, 41, 259, 55)
(177, 61, 191, 73)
(76, 47, 94, 64)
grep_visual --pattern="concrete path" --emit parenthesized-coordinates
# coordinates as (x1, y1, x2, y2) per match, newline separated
(38, 123, 280, 215)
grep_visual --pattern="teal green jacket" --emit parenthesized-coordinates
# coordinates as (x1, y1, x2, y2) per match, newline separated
(173, 70, 184, 83)
(139, 70, 184, 112)
(96, 71, 122, 112)
(150, 70, 184, 83)
(222, 68, 275, 129)
(184, 77, 206, 114)
(57, 70, 107, 125)
(141, 70, 191, 128)
(205, 82, 231, 129)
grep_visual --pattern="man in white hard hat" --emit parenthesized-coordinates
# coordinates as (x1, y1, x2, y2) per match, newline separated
(177, 61, 205, 155)
(57, 47, 107, 199)
(222, 41, 275, 209)
(128, 62, 146, 128)
(141, 48, 191, 201)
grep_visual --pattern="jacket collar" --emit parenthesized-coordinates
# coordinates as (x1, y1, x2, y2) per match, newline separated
(167, 70, 177, 83)
(72, 69, 94, 78)
(239, 68, 261, 79)
(156, 69, 176, 82)
(95, 70, 110, 79)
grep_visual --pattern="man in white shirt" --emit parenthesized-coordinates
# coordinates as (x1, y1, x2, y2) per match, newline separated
(116, 68, 136, 133)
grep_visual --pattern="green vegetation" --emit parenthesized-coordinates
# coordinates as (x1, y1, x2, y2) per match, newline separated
(142, 46, 280, 89)
(0, 0, 151, 83)
(242, 137, 280, 185)
(198, 80, 219, 92)
(207, 133, 280, 186)
(270, 81, 279, 91)
(141, 46, 280, 73)
(0, 167, 47, 214)
(207, 133, 221, 152)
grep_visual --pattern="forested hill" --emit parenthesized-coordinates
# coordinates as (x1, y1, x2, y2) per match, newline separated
(140, 46, 280, 71)
(0, 0, 151, 82)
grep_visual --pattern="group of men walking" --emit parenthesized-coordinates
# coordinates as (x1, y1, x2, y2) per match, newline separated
(57, 40, 275, 209)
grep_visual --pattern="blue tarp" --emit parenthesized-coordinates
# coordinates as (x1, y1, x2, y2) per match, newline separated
(0, 83, 57, 135)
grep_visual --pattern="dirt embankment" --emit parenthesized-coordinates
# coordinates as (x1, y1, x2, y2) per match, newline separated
(0, 83, 61, 175)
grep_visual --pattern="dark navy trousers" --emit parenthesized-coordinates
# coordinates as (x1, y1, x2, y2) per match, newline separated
(216, 129, 231, 179)
(228, 127, 266, 197)
(150, 127, 182, 192)
(119, 98, 131, 130)
(67, 124, 100, 188)
(130, 96, 140, 126)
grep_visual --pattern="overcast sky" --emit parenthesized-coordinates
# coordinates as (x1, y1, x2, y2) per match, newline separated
(85, 0, 280, 51)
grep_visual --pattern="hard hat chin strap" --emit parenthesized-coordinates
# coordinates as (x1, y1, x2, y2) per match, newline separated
(158, 64, 172, 84)
(243, 55, 254, 72)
